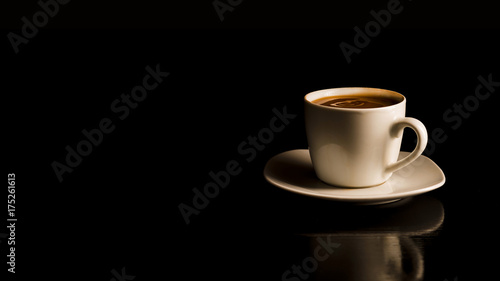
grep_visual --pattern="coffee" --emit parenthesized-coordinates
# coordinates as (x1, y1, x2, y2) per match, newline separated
(312, 95, 400, 109)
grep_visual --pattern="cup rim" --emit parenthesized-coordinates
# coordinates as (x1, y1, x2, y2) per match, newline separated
(304, 87, 406, 111)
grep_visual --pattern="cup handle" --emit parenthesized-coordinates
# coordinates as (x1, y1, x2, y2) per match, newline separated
(385, 117, 428, 174)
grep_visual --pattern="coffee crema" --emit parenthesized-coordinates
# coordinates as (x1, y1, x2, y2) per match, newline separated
(312, 95, 400, 109)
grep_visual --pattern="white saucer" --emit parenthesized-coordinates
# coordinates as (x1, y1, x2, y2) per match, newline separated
(264, 149, 445, 205)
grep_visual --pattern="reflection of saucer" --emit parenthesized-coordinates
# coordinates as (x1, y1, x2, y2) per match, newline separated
(264, 149, 445, 205)
(296, 196, 445, 236)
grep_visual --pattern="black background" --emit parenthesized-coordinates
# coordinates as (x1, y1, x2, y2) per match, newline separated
(2, 0, 500, 280)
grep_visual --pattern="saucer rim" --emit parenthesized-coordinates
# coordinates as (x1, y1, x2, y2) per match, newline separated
(264, 149, 446, 203)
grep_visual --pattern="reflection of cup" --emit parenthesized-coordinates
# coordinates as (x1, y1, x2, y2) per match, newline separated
(310, 235, 423, 281)
(305, 88, 428, 187)
(285, 196, 444, 281)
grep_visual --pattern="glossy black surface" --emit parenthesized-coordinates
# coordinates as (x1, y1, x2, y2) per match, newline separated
(4, 26, 499, 281)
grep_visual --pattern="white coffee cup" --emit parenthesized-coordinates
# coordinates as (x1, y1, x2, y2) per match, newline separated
(304, 87, 428, 188)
